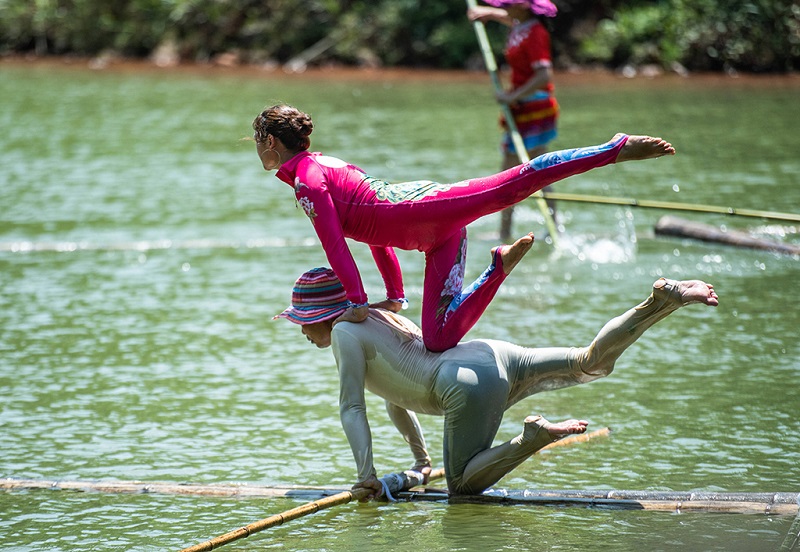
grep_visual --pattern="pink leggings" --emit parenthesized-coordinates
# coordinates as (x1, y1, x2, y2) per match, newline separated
(419, 134, 628, 351)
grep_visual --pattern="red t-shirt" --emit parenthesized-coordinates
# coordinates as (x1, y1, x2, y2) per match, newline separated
(504, 20, 554, 92)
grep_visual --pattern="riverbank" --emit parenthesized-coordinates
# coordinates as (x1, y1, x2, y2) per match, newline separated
(4, 54, 800, 89)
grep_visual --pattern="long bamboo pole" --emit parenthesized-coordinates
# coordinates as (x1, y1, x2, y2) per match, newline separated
(450, 491, 800, 515)
(542, 191, 800, 223)
(179, 487, 367, 552)
(541, 426, 611, 450)
(177, 468, 445, 552)
(465, 0, 560, 245)
(0, 429, 613, 500)
(0, 478, 363, 499)
(4, 477, 796, 516)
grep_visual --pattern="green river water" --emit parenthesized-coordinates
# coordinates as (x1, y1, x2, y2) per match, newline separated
(1, 61, 798, 551)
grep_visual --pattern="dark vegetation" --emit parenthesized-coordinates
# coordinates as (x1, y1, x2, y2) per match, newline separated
(1, 0, 798, 73)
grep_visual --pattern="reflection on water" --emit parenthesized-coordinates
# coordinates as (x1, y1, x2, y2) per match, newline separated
(1, 62, 798, 551)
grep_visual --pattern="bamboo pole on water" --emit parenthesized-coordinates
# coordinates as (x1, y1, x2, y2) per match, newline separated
(3, 477, 796, 517)
(0, 429, 613, 497)
(465, 0, 560, 246)
(178, 468, 446, 552)
(179, 487, 368, 552)
(542, 191, 800, 224)
(450, 491, 800, 515)
(541, 426, 611, 450)
(0, 429, 613, 500)
(0, 478, 360, 499)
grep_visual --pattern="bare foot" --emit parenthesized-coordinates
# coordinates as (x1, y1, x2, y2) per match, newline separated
(615, 134, 676, 162)
(492, 232, 534, 275)
(523, 415, 589, 441)
(653, 278, 719, 307)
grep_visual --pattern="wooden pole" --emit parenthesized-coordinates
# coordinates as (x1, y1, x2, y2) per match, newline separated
(449, 491, 800, 515)
(177, 468, 445, 552)
(3, 477, 795, 517)
(543, 191, 800, 224)
(178, 488, 369, 552)
(465, 0, 560, 245)
(0, 478, 362, 499)
(540, 426, 611, 451)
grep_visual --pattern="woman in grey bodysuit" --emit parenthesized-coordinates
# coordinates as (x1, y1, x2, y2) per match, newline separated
(274, 267, 719, 498)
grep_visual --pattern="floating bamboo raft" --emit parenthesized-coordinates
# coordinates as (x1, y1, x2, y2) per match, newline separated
(3, 478, 798, 515)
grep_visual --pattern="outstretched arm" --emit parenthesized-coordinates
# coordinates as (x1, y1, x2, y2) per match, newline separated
(385, 401, 432, 471)
(332, 328, 377, 484)
(295, 160, 368, 305)
(467, 6, 513, 26)
(370, 246, 406, 306)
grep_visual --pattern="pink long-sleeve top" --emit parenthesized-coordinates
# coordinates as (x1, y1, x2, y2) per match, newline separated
(276, 151, 406, 305)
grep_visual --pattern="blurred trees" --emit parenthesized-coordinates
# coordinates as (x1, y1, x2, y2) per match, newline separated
(1, 0, 798, 72)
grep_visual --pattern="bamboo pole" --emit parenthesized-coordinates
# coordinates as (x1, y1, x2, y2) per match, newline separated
(1, 431, 611, 498)
(449, 492, 800, 515)
(177, 468, 446, 552)
(465, 0, 560, 245)
(541, 426, 611, 451)
(0, 478, 357, 499)
(179, 488, 369, 552)
(4, 477, 796, 517)
(0, 430, 612, 498)
(543, 191, 800, 224)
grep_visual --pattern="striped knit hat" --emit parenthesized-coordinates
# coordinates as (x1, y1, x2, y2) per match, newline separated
(273, 267, 349, 325)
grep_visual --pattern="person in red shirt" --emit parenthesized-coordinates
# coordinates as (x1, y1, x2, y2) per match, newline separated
(468, 0, 560, 240)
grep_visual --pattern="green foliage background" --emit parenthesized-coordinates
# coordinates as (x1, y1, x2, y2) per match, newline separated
(1, 0, 798, 72)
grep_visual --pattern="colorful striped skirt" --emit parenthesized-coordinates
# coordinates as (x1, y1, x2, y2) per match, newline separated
(501, 91, 559, 154)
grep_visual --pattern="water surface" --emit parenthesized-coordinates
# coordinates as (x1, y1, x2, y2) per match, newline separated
(1, 60, 798, 551)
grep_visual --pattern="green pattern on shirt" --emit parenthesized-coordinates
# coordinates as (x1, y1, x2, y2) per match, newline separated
(364, 176, 465, 203)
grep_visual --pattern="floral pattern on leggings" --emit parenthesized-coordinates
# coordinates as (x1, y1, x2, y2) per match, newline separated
(438, 234, 468, 321)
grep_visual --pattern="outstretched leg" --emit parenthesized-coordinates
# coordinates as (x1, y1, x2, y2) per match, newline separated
(421, 231, 535, 352)
(387, 134, 674, 234)
(499, 278, 719, 408)
(574, 278, 718, 379)
(453, 415, 589, 495)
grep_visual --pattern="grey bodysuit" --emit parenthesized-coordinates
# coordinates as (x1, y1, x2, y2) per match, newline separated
(331, 282, 685, 494)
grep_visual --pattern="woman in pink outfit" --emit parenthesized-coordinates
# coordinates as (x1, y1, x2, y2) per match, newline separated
(253, 104, 675, 352)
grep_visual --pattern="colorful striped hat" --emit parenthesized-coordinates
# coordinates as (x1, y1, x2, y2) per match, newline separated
(273, 267, 349, 325)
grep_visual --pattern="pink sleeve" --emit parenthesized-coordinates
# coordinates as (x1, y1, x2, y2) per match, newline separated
(295, 160, 368, 304)
(370, 246, 405, 301)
